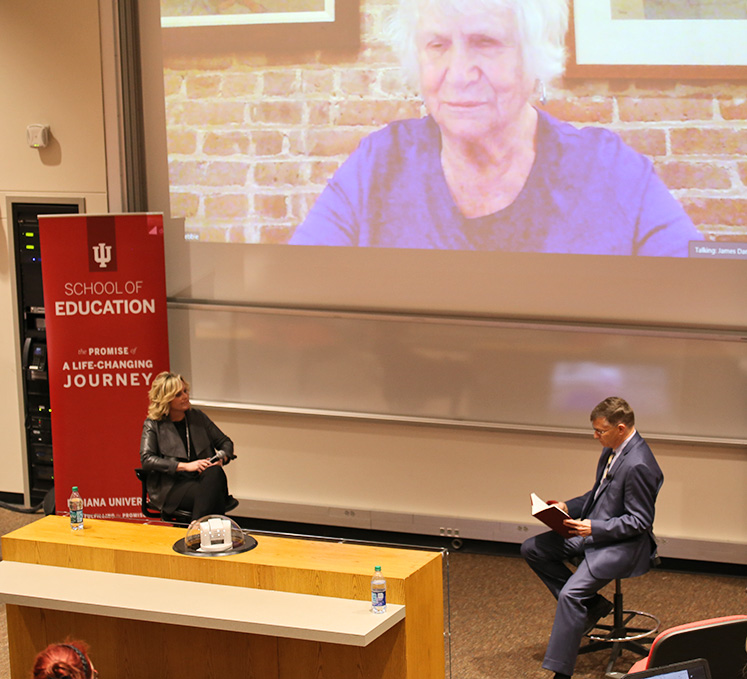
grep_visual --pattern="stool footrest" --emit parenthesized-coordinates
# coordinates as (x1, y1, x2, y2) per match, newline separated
(587, 609, 660, 643)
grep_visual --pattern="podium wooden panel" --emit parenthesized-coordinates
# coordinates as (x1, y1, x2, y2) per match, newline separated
(1, 516, 444, 679)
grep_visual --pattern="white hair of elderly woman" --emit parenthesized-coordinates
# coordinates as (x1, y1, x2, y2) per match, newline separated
(386, 0, 569, 93)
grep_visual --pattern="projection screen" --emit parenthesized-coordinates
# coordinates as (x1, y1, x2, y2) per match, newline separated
(138, 1, 747, 331)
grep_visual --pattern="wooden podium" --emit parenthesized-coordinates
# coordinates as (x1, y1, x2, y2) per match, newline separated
(1, 516, 444, 679)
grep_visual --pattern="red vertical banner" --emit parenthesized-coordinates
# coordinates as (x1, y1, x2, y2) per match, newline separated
(39, 213, 170, 519)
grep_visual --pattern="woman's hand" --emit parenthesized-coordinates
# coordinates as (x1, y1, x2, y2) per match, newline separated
(177, 459, 215, 473)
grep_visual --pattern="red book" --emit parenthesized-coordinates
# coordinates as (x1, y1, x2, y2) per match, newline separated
(531, 493, 573, 538)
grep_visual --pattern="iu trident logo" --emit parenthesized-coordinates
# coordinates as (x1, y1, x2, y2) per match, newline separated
(87, 217, 118, 273)
(92, 242, 112, 268)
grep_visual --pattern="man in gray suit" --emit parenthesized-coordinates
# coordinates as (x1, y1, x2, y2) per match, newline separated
(521, 396, 663, 679)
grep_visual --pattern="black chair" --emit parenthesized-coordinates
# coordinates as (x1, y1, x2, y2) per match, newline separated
(578, 578, 660, 679)
(135, 467, 192, 523)
(135, 468, 239, 524)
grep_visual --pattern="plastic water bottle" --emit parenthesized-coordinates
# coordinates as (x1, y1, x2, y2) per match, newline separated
(371, 565, 387, 613)
(68, 486, 83, 531)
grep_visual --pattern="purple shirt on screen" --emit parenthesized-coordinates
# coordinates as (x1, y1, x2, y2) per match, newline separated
(290, 109, 703, 255)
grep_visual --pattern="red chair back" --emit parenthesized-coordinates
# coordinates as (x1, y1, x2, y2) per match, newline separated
(629, 615, 747, 679)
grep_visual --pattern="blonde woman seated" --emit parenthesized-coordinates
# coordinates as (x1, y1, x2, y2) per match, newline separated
(140, 371, 236, 520)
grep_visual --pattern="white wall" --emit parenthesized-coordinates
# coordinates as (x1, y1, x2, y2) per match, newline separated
(0, 0, 108, 496)
(212, 408, 747, 562)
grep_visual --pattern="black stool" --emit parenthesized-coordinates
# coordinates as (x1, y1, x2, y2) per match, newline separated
(578, 578, 660, 679)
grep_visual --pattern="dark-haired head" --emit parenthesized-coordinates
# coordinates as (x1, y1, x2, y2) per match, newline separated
(31, 641, 96, 679)
(590, 396, 635, 428)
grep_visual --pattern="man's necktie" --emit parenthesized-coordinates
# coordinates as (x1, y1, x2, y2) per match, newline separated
(591, 452, 616, 504)
(602, 451, 615, 479)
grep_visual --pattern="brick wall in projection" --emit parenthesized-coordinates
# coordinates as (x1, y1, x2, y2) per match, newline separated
(162, 1, 747, 245)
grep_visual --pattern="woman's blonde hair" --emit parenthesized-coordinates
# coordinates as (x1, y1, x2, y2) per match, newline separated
(147, 371, 190, 420)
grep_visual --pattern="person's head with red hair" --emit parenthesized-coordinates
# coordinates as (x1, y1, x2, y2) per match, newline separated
(31, 641, 96, 679)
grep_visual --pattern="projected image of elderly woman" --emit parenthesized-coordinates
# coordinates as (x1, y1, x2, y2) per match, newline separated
(290, 0, 702, 255)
